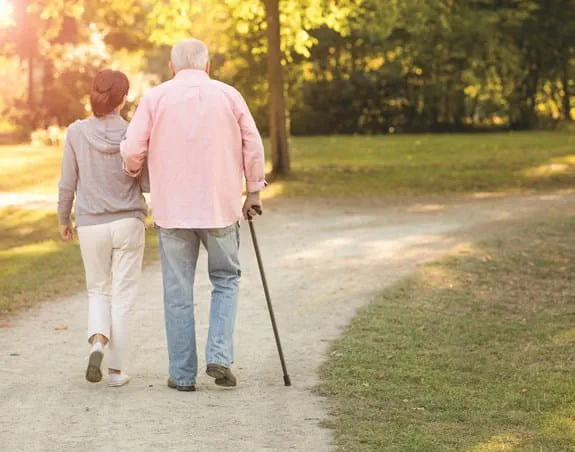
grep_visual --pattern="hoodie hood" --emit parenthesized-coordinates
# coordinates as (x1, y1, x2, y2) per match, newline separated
(79, 114, 128, 155)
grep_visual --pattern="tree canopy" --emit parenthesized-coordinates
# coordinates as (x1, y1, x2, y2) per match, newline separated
(0, 0, 573, 142)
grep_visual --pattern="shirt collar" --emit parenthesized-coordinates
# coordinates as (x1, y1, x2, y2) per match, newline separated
(174, 69, 210, 81)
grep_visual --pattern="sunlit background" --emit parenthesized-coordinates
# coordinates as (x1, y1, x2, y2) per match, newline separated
(0, 0, 572, 147)
(0, 4, 574, 450)
(0, 0, 14, 28)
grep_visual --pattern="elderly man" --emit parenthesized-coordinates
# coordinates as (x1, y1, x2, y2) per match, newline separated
(121, 38, 266, 391)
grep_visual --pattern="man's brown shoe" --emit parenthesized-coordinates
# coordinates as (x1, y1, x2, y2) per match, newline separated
(206, 364, 237, 387)
(167, 378, 196, 392)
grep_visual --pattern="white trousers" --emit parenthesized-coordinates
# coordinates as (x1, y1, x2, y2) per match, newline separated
(77, 218, 145, 372)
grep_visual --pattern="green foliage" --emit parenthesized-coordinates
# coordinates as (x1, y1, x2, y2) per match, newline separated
(0, 0, 150, 130)
(144, 0, 366, 134)
(295, 0, 575, 133)
(1, 0, 573, 134)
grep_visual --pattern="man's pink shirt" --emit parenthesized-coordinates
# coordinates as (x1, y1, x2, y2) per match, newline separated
(121, 69, 266, 229)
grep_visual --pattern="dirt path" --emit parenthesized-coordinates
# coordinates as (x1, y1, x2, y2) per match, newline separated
(2, 192, 575, 451)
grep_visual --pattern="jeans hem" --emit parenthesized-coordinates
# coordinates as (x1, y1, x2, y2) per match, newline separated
(170, 377, 196, 386)
(207, 360, 232, 368)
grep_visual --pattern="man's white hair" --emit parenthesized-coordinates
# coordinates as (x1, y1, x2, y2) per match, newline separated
(170, 38, 209, 72)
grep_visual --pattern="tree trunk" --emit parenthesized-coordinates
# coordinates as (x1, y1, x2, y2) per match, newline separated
(27, 51, 39, 130)
(263, 0, 290, 176)
(469, 92, 480, 125)
(511, 67, 539, 130)
(27, 53, 34, 108)
(562, 60, 573, 120)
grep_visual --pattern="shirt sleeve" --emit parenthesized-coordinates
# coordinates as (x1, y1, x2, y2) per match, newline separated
(57, 126, 78, 226)
(121, 95, 152, 177)
(233, 90, 267, 193)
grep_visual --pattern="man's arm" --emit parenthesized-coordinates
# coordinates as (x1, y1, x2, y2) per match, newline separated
(234, 91, 267, 194)
(232, 90, 267, 219)
(121, 95, 152, 177)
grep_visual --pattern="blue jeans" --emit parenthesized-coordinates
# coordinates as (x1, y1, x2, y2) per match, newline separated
(158, 223, 241, 386)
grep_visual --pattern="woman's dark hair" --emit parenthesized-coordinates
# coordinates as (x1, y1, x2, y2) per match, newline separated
(90, 70, 130, 118)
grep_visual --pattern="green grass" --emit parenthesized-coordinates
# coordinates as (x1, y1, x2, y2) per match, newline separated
(319, 217, 575, 451)
(2, 132, 574, 197)
(0, 144, 62, 193)
(268, 132, 575, 197)
(0, 207, 159, 316)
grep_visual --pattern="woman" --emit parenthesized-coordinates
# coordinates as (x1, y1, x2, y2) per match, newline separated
(58, 70, 148, 387)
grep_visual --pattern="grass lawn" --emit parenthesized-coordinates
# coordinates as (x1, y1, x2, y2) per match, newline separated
(319, 217, 575, 451)
(0, 144, 62, 193)
(270, 132, 575, 197)
(1, 132, 574, 197)
(0, 207, 159, 316)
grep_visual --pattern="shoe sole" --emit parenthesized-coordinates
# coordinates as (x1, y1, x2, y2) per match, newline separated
(108, 377, 132, 387)
(206, 367, 237, 387)
(85, 350, 103, 383)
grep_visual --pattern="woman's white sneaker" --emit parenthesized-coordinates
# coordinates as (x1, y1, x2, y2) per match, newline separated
(108, 373, 132, 387)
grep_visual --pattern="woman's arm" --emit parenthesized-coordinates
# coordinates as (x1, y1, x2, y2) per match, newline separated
(57, 126, 78, 239)
(139, 160, 150, 194)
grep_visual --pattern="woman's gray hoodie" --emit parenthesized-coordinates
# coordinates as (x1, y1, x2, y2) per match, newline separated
(58, 114, 149, 227)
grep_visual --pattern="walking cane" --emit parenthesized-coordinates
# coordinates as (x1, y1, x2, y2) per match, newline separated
(247, 205, 292, 387)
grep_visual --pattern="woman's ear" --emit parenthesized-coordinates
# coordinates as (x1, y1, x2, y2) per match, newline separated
(169, 61, 176, 77)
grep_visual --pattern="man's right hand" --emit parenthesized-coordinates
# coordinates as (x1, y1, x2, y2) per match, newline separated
(243, 192, 263, 220)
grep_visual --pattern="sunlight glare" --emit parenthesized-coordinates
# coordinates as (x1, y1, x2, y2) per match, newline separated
(0, 0, 14, 28)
